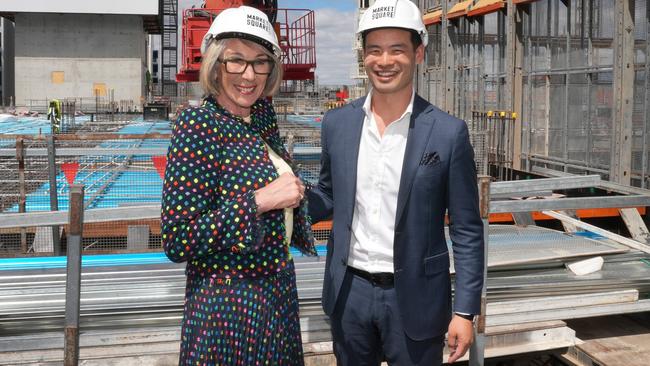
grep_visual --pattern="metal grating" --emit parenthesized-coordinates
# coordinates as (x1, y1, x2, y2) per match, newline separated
(447, 225, 627, 272)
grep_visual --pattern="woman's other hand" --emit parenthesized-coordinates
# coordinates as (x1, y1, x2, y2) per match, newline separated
(255, 173, 305, 214)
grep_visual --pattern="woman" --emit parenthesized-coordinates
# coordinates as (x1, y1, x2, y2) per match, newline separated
(161, 6, 315, 365)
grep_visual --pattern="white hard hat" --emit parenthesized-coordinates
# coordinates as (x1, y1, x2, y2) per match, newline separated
(201, 6, 281, 58)
(357, 0, 428, 47)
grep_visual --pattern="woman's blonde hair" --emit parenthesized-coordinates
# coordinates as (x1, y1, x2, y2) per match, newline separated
(199, 38, 283, 98)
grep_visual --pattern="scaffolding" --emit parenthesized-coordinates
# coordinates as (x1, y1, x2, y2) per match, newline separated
(161, 0, 178, 97)
(417, 0, 650, 188)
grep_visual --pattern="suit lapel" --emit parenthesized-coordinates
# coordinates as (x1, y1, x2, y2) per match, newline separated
(395, 96, 436, 225)
(344, 98, 366, 217)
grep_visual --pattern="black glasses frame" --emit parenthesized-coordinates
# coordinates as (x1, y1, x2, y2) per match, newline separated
(219, 58, 275, 75)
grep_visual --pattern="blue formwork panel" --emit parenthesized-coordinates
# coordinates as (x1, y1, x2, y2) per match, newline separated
(0, 115, 93, 136)
(0, 246, 326, 271)
(3, 119, 170, 213)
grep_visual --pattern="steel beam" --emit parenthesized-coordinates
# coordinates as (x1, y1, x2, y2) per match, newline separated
(542, 210, 650, 254)
(531, 167, 650, 196)
(490, 195, 650, 213)
(487, 299, 650, 327)
(0, 205, 161, 229)
(489, 175, 602, 195)
(487, 290, 638, 316)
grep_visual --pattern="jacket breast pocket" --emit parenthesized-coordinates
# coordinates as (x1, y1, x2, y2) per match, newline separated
(423, 251, 450, 276)
(416, 161, 444, 177)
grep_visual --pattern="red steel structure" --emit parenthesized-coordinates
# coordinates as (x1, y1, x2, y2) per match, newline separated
(177, 1, 316, 82)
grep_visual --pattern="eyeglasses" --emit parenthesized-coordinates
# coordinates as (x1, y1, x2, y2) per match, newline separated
(219, 57, 274, 75)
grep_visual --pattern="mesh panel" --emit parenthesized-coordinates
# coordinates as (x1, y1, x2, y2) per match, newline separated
(0, 109, 328, 255)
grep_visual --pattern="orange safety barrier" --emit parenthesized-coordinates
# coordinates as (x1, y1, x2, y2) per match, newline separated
(447, 0, 473, 19)
(467, 0, 506, 17)
(423, 9, 442, 25)
(309, 207, 646, 231)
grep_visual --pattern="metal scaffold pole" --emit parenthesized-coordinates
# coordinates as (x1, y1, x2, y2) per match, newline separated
(46, 135, 61, 255)
(64, 185, 84, 366)
(469, 175, 490, 366)
(16, 138, 27, 253)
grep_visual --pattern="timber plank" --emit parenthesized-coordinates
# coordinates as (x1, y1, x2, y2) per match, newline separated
(567, 313, 650, 366)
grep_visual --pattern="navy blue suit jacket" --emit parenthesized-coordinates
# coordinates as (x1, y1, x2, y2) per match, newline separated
(308, 94, 485, 341)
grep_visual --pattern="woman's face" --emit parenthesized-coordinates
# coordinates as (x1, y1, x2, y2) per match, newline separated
(216, 39, 271, 117)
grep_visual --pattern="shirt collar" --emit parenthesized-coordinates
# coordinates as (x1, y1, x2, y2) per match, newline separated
(362, 88, 416, 122)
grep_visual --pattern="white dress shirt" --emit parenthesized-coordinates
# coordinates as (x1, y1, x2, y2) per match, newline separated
(347, 89, 415, 273)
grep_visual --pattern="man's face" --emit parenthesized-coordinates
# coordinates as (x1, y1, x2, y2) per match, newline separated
(363, 28, 424, 97)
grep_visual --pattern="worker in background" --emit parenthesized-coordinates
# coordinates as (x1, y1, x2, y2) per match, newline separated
(308, 0, 485, 364)
(47, 99, 61, 133)
(160, 6, 315, 365)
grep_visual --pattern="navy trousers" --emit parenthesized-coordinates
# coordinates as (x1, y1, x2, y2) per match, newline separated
(329, 269, 445, 366)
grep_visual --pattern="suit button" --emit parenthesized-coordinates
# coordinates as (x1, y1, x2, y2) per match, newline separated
(340, 259, 346, 266)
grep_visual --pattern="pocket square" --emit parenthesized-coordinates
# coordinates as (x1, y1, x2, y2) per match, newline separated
(420, 151, 440, 166)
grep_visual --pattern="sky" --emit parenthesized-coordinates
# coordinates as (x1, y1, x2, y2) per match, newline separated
(178, 0, 358, 86)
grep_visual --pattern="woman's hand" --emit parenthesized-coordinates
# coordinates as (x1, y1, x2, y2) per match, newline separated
(254, 172, 305, 214)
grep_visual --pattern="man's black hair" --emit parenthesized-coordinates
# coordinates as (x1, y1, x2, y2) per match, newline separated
(361, 28, 422, 50)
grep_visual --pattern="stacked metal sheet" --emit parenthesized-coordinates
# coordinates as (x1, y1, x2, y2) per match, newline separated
(1, 225, 649, 337)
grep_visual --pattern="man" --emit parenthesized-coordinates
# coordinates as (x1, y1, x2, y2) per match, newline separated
(307, 0, 485, 365)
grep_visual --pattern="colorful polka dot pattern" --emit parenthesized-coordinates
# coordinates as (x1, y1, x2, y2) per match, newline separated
(181, 271, 303, 365)
(161, 97, 313, 365)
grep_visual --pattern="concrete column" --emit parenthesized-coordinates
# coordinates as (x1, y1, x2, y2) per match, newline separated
(1, 18, 15, 107)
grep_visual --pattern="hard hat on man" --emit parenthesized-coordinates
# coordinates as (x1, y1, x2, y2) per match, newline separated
(357, 0, 428, 47)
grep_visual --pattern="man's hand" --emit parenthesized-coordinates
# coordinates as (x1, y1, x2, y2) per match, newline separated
(447, 314, 474, 363)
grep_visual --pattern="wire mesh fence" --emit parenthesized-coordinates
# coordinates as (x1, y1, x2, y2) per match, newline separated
(0, 110, 328, 257)
(0, 132, 170, 254)
(470, 111, 516, 181)
(0, 219, 163, 256)
(26, 96, 140, 115)
(277, 114, 322, 185)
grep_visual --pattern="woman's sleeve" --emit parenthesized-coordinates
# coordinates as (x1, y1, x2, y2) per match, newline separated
(160, 108, 263, 263)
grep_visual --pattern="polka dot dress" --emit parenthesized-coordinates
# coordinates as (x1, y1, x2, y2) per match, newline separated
(161, 97, 313, 365)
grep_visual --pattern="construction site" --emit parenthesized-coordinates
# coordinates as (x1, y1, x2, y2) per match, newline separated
(0, 0, 650, 365)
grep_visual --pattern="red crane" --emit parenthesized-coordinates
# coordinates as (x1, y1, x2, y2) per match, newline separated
(176, 0, 316, 82)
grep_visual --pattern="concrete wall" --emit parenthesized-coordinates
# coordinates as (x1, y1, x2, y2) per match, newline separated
(15, 13, 146, 106)
(1, 18, 15, 106)
(3, 0, 158, 15)
(17, 58, 143, 106)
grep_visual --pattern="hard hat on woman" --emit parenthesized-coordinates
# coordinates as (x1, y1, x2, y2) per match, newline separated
(201, 5, 282, 57)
